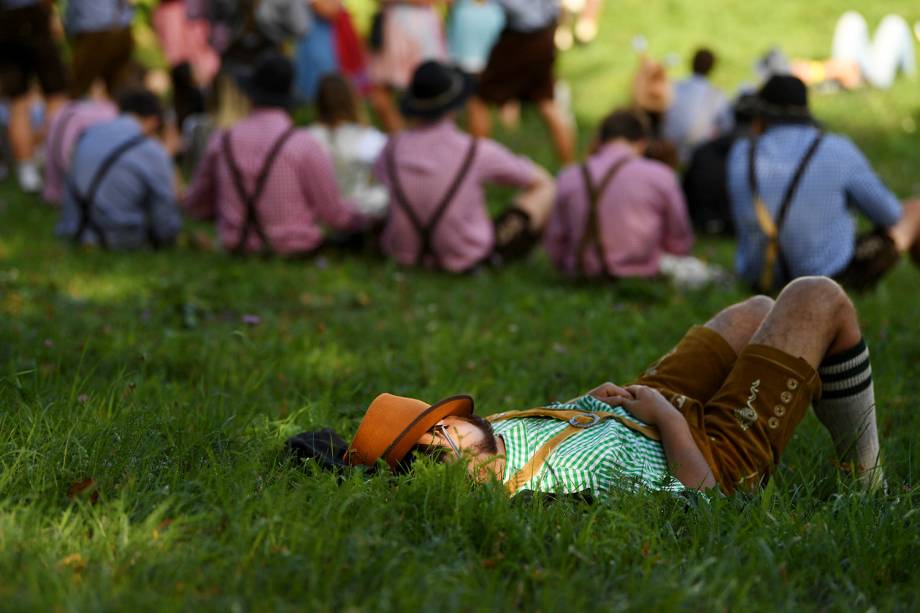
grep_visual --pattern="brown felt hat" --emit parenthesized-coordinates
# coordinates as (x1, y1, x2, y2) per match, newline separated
(348, 393, 474, 469)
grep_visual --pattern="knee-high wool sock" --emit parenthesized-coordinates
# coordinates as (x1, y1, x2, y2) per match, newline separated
(814, 339, 883, 487)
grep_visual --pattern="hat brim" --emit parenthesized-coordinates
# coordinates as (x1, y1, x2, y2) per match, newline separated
(399, 68, 475, 120)
(379, 395, 474, 468)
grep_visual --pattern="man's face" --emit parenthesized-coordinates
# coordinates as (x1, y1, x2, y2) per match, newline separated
(415, 415, 499, 462)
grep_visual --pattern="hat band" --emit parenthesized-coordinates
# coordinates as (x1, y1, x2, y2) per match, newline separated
(406, 75, 464, 110)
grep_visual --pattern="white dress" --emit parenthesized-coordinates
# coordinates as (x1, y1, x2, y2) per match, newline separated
(307, 123, 389, 217)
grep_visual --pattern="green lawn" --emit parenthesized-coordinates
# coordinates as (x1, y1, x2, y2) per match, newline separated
(3, 1, 920, 610)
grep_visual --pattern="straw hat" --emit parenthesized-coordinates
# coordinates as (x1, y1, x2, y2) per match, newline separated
(348, 393, 474, 468)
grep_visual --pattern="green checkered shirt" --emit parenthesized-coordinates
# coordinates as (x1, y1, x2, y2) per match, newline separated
(491, 395, 685, 497)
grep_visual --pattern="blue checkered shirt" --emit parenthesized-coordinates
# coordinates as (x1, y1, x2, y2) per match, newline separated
(727, 124, 902, 285)
(57, 117, 181, 249)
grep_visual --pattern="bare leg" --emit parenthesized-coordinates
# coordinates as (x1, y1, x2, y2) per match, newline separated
(467, 96, 491, 138)
(8, 96, 33, 162)
(703, 295, 774, 355)
(889, 197, 920, 253)
(537, 99, 575, 164)
(751, 277, 882, 487)
(749, 276, 861, 368)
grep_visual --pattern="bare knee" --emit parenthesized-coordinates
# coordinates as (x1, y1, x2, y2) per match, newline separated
(778, 276, 851, 315)
(704, 294, 775, 354)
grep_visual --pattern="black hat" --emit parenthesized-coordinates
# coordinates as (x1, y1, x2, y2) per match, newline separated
(756, 75, 812, 123)
(236, 52, 299, 109)
(399, 61, 474, 120)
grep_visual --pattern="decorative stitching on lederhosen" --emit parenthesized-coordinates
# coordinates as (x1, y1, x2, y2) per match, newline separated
(222, 125, 297, 255)
(385, 136, 479, 268)
(578, 156, 632, 278)
(748, 131, 825, 292)
(67, 133, 148, 249)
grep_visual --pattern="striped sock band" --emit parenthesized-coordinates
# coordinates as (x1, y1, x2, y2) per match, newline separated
(819, 339, 871, 400)
(814, 339, 883, 488)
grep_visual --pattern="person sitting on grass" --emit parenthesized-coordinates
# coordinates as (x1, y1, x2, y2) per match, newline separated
(346, 277, 884, 496)
(42, 92, 118, 206)
(728, 74, 920, 293)
(307, 73, 389, 219)
(544, 108, 722, 288)
(56, 89, 182, 250)
(373, 60, 555, 273)
(184, 53, 366, 256)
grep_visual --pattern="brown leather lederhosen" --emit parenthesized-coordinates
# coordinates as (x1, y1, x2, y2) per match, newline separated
(223, 126, 297, 255)
(385, 136, 479, 268)
(748, 131, 825, 292)
(578, 156, 632, 278)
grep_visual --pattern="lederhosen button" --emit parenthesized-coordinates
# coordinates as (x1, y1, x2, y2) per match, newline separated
(768, 417, 780, 429)
(773, 405, 786, 417)
(780, 391, 793, 404)
(787, 378, 798, 391)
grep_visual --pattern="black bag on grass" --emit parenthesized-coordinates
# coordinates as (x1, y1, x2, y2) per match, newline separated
(286, 428, 351, 470)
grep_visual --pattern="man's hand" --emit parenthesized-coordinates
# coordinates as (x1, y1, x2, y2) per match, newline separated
(589, 382, 716, 490)
(587, 381, 632, 405)
(619, 385, 680, 426)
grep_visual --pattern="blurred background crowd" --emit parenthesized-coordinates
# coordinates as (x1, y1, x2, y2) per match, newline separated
(2, 0, 919, 294)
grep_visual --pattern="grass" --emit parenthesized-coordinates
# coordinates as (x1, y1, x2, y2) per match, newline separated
(3, 0, 920, 610)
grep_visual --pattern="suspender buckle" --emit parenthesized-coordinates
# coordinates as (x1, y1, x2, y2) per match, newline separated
(568, 413, 600, 428)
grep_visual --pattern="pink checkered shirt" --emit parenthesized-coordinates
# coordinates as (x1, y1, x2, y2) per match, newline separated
(184, 109, 365, 254)
(42, 99, 118, 205)
(373, 120, 537, 272)
(545, 142, 694, 278)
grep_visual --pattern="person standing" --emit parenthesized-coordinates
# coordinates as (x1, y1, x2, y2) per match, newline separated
(65, 0, 135, 99)
(0, 0, 69, 193)
(467, 0, 575, 164)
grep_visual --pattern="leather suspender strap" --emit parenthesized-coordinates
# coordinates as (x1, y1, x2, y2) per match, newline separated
(578, 157, 631, 278)
(69, 133, 148, 249)
(223, 125, 297, 255)
(749, 131, 825, 292)
(486, 406, 661, 495)
(386, 136, 479, 267)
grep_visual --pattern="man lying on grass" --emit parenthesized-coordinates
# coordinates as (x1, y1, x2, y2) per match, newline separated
(348, 276, 883, 495)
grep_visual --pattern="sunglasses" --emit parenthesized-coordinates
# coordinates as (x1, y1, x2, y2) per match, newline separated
(429, 423, 463, 461)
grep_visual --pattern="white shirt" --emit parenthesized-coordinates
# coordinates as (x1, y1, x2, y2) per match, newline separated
(307, 123, 389, 217)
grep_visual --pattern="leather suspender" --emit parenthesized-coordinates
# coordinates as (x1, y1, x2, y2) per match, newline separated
(385, 137, 479, 268)
(68, 133, 148, 249)
(578, 157, 632, 278)
(223, 126, 297, 255)
(748, 131, 825, 292)
(487, 406, 660, 495)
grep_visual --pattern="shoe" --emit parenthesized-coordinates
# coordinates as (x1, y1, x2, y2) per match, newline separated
(16, 161, 42, 194)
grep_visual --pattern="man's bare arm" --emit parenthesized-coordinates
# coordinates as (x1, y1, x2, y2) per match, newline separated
(589, 383, 717, 490)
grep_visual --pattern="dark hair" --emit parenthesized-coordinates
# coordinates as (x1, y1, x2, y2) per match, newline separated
(117, 89, 164, 123)
(598, 109, 650, 144)
(692, 48, 716, 76)
(315, 73, 359, 126)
